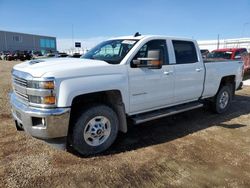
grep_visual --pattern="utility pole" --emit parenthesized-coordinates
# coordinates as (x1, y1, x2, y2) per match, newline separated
(217, 34, 220, 49)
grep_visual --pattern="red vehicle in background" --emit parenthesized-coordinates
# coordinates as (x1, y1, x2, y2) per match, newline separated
(242, 53, 250, 72)
(207, 48, 249, 72)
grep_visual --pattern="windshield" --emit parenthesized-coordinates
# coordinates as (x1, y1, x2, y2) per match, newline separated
(207, 51, 232, 59)
(81, 39, 138, 64)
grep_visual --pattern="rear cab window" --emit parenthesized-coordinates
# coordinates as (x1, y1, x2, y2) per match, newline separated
(172, 40, 198, 64)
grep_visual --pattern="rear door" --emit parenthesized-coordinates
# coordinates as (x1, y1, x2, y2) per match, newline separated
(128, 39, 175, 113)
(171, 40, 204, 103)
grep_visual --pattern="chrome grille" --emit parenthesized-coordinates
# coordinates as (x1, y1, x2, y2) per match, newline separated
(13, 75, 28, 87)
(14, 90, 29, 102)
(12, 75, 29, 102)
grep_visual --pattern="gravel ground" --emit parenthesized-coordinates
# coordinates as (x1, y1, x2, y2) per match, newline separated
(0, 60, 250, 188)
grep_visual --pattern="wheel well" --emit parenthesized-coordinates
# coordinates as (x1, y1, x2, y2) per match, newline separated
(70, 90, 124, 112)
(68, 90, 127, 140)
(218, 75, 236, 96)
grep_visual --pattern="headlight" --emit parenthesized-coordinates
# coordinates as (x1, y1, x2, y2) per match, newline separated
(27, 78, 56, 106)
(29, 96, 56, 105)
(28, 80, 55, 89)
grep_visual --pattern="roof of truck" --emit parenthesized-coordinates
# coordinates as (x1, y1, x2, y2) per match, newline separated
(110, 35, 195, 41)
(111, 35, 145, 40)
(212, 48, 246, 52)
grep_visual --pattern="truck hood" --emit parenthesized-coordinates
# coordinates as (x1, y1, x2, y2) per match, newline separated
(13, 58, 113, 77)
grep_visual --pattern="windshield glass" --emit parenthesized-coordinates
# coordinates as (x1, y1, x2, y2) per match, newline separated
(81, 39, 138, 64)
(207, 51, 232, 59)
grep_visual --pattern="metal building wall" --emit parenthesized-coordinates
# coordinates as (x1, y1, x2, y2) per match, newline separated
(0, 30, 56, 52)
(198, 38, 250, 52)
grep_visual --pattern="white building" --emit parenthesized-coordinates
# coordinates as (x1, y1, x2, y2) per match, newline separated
(198, 37, 250, 52)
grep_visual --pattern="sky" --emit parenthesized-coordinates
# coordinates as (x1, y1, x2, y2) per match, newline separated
(0, 0, 250, 50)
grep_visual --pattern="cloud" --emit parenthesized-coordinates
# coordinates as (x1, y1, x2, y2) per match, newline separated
(57, 36, 111, 51)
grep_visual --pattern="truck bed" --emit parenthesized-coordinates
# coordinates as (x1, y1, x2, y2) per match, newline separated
(202, 60, 243, 99)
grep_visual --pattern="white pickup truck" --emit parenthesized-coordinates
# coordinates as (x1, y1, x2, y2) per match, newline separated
(10, 34, 244, 155)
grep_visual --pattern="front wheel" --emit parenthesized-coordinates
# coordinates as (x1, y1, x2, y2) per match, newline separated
(72, 104, 119, 156)
(212, 85, 232, 114)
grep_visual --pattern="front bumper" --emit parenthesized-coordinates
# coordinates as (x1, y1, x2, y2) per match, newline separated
(9, 92, 71, 139)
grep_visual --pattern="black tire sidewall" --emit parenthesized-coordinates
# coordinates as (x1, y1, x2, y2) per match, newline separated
(72, 105, 119, 156)
(215, 85, 232, 113)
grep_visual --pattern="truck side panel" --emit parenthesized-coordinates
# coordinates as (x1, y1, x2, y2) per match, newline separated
(56, 74, 129, 112)
(202, 61, 243, 98)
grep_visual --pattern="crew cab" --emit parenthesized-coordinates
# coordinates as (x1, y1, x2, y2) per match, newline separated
(9, 34, 244, 155)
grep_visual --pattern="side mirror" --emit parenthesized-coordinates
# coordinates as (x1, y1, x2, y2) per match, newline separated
(133, 50, 162, 69)
(234, 55, 242, 59)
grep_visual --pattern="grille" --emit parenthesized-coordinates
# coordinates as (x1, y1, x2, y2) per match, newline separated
(14, 90, 29, 102)
(13, 75, 28, 87)
(12, 75, 29, 102)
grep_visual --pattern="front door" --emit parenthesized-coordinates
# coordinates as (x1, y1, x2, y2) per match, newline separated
(128, 39, 175, 114)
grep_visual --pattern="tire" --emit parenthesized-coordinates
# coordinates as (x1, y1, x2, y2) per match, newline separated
(71, 104, 119, 156)
(212, 85, 232, 114)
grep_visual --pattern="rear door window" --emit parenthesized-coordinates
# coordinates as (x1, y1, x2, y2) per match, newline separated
(172, 40, 198, 64)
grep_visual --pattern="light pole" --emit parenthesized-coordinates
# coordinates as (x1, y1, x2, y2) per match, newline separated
(217, 34, 220, 49)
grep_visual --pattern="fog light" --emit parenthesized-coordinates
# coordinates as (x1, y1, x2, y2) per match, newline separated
(32, 117, 46, 127)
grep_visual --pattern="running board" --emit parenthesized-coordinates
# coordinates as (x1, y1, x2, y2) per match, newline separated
(132, 102, 204, 124)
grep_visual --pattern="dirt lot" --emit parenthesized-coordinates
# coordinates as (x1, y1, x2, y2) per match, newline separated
(0, 60, 250, 188)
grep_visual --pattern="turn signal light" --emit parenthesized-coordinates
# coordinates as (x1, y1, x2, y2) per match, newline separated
(43, 96, 56, 105)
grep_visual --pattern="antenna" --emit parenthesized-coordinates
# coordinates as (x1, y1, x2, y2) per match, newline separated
(134, 32, 141, 37)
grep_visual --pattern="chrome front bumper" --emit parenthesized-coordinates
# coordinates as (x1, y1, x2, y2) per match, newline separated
(9, 92, 71, 139)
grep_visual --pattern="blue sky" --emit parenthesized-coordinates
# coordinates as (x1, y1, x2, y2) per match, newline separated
(0, 0, 250, 50)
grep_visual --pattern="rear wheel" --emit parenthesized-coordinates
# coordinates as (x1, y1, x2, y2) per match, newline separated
(212, 85, 232, 114)
(71, 104, 119, 156)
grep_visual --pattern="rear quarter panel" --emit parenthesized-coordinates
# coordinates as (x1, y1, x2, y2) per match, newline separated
(203, 61, 243, 98)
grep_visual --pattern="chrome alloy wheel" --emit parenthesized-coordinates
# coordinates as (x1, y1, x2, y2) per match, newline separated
(219, 91, 229, 109)
(83, 116, 111, 146)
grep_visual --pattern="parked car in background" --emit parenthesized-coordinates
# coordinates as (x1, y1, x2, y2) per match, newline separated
(46, 52, 69, 58)
(0, 52, 5, 60)
(14, 51, 32, 61)
(32, 51, 43, 58)
(242, 53, 250, 72)
(45, 52, 55, 57)
(208, 48, 248, 60)
(71, 53, 82, 58)
(6, 52, 15, 61)
(57, 52, 68, 57)
(207, 48, 248, 72)
(0, 51, 32, 61)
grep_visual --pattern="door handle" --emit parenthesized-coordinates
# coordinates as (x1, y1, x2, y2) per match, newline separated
(196, 68, 203, 72)
(163, 70, 173, 75)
